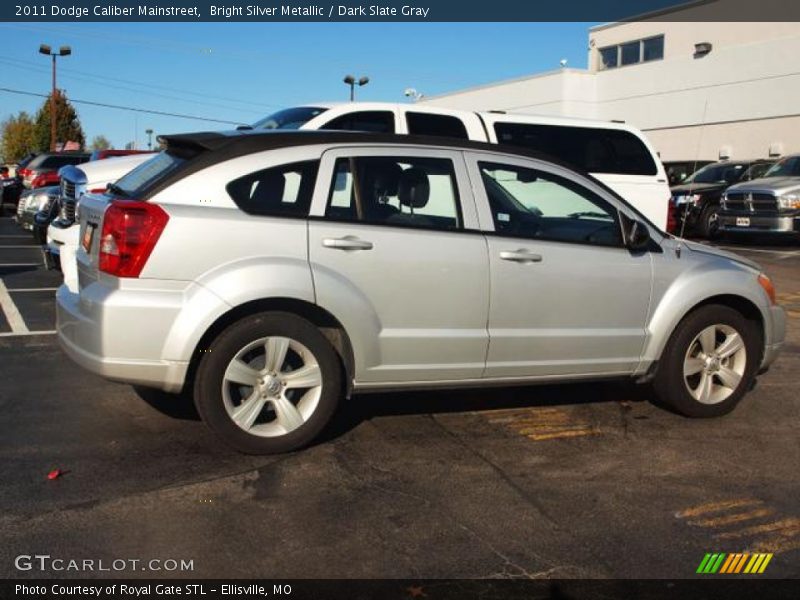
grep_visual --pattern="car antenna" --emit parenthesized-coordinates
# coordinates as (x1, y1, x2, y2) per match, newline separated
(676, 97, 710, 255)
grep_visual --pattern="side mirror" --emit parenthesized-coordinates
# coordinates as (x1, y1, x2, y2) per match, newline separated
(623, 216, 652, 252)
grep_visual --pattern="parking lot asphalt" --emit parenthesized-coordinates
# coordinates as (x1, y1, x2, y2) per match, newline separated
(0, 214, 798, 579)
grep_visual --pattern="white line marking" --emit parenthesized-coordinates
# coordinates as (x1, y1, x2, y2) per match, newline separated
(8, 287, 58, 292)
(0, 330, 56, 338)
(0, 263, 42, 267)
(0, 279, 29, 334)
(0, 245, 40, 249)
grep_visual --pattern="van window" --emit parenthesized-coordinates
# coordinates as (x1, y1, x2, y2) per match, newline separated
(226, 160, 318, 217)
(406, 112, 468, 139)
(494, 122, 657, 176)
(321, 111, 395, 133)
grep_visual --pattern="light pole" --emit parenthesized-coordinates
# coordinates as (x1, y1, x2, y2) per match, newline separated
(38, 44, 71, 151)
(145, 129, 154, 150)
(343, 75, 369, 101)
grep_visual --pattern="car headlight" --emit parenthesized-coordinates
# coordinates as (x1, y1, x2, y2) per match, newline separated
(35, 194, 53, 212)
(777, 190, 800, 210)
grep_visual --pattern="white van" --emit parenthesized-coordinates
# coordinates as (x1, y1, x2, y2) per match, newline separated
(249, 102, 670, 228)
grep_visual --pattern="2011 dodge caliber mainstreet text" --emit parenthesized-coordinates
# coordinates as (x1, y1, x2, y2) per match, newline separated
(55, 130, 786, 454)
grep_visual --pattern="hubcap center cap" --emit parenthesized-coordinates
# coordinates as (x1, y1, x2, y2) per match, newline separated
(705, 355, 721, 372)
(260, 376, 282, 396)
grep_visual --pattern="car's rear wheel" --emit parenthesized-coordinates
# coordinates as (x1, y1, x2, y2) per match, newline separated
(653, 304, 761, 417)
(194, 311, 342, 454)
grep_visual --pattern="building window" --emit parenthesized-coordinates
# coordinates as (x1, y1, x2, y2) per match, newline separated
(642, 36, 664, 62)
(599, 46, 618, 69)
(598, 35, 664, 70)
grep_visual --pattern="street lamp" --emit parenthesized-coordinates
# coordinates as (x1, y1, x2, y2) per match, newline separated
(39, 44, 71, 152)
(145, 128, 154, 150)
(343, 75, 369, 101)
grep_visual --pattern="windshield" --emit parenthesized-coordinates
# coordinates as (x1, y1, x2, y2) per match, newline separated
(764, 156, 800, 178)
(252, 106, 328, 130)
(686, 162, 747, 184)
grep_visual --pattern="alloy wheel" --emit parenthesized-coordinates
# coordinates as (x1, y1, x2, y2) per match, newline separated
(683, 324, 747, 404)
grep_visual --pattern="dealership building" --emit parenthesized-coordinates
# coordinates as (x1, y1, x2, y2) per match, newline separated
(421, 4, 800, 163)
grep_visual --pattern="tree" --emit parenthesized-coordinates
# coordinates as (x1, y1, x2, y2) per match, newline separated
(1, 112, 37, 163)
(33, 90, 85, 151)
(90, 135, 112, 151)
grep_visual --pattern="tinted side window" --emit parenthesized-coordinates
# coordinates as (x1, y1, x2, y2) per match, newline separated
(321, 111, 395, 133)
(326, 156, 461, 231)
(406, 112, 469, 139)
(479, 161, 622, 247)
(227, 160, 318, 217)
(494, 122, 657, 176)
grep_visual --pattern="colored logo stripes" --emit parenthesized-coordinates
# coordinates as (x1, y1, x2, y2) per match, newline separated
(696, 552, 773, 574)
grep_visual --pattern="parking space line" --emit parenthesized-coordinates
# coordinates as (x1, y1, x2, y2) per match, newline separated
(0, 263, 42, 267)
(7, 287, 58, 292)
(0, 245, 40, 249)
(482, 406, 601, 442)
(0, 279, 29, 334)
(677, 498, 800, 556)
(0, 330, 56, 337)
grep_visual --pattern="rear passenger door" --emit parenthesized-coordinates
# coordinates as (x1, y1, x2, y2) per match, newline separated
(308, 148, 490, 384)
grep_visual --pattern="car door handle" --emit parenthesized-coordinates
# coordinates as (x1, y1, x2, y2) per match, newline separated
(322, 236, 374, 251)
(499, 249, 543, 263)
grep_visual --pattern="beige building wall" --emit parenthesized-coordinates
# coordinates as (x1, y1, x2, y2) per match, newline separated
(421, 4, 800, 162)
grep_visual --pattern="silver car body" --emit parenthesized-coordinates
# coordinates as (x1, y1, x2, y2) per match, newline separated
(56, 135, 785, 395)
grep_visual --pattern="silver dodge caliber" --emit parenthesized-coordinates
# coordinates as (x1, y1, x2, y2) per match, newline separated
(56, 131, 786, 454)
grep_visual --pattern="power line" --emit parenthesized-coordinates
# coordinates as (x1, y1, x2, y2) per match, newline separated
(0, 57, 265, 116)
(0, 86, 245, 125)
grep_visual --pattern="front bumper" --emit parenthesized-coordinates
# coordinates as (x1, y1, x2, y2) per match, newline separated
(762, 305, 786, 370)
(56, 283, 189, 392)
(718, 212, 800, 235)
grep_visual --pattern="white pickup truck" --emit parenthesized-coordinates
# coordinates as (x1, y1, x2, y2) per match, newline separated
(48, 154, 153, 291)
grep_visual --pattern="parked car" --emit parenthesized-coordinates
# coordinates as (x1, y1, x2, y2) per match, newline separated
(671, 159, 775, 238)
(248, 102, 671, 229)
(719, 154, 800, 239)
(20, 152, 90, 189)
(56, 130, 785, 454)
(15, 186, 59, 231)
(46, 153, 155, 291)
(1, 169, 22, 213)
(663, 160, 714, 186)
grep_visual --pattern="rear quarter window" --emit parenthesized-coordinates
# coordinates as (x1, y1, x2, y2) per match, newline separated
(406, 112, 469, 139)
(226, 160, 318, 217)
(113, 152, 185, 197)
(494, 122, 658, 176)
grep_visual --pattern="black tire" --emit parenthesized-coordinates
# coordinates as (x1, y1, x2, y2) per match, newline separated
(653, 304, 761, 418)
(698, 204, 720, 239)
(194, 311, 342, 454)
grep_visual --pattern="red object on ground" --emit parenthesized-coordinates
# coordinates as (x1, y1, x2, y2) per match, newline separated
(47, 469, 63, 480)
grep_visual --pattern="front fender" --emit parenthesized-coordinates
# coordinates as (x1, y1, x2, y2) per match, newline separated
(641, 258, 770, 369)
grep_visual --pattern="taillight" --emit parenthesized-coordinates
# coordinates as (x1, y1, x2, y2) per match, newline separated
(31, 172, 56, 188)
(666, 197, 677, 233)
(98, 200, 169, 278)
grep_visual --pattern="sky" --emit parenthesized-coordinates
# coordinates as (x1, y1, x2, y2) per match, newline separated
(0, 22, 595, 149)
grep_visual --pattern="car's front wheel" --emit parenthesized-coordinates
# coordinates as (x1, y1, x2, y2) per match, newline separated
(699, 204, 720, 239)
(654, 304, 761, 417)
(194, 311, 342, 454)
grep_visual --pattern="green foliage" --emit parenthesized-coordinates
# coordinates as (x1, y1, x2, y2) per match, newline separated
(90, 135, 112, 151)
(33, 90, 85, 151)
(1, 112, 37, 163)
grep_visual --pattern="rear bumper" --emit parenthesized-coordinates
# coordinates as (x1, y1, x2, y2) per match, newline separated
(56, 283, 189, 393)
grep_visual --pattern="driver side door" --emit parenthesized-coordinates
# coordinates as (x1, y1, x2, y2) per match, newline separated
(465, 153, 653, 379)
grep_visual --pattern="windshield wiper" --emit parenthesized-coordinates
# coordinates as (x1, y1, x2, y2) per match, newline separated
(106, 183, 128, 198)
